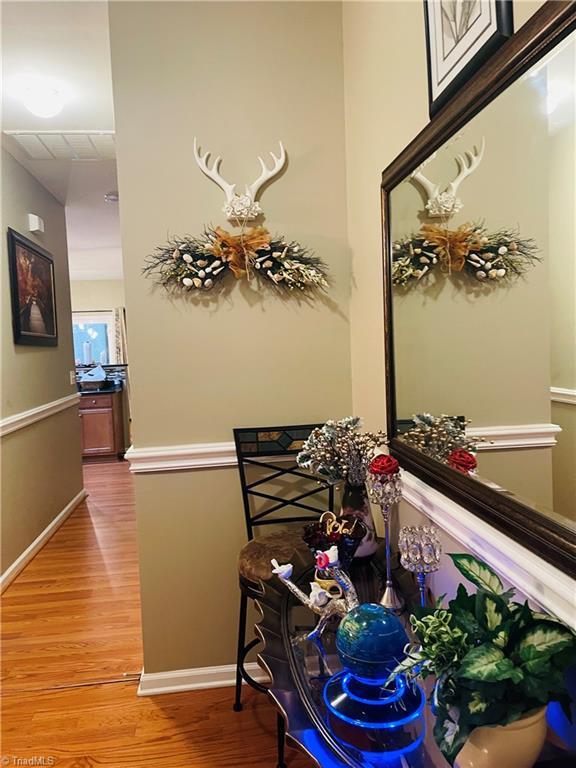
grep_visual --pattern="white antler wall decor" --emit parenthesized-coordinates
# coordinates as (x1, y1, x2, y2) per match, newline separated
(193, 138, 286, 222)
(410, 137, 485, 218)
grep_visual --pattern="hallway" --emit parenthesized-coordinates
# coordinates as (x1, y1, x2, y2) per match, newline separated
(1, 462, 309, 767)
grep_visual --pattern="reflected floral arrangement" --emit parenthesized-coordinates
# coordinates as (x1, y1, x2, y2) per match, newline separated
(392, 222, 539, 287)
(400, 413, 478, 475)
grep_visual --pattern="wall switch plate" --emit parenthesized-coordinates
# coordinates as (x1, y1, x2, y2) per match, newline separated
(70, 370, 77, 386)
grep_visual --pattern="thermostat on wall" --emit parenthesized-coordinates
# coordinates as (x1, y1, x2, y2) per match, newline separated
(28, 213, 44, 233)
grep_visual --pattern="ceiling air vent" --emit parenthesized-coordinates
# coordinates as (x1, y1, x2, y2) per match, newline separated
(4, 131, 115, 160)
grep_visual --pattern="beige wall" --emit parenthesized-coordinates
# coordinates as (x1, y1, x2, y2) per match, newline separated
(70, 279, 125, 311)
(109, 1, 351, 671)
(1, 148, 83, 573)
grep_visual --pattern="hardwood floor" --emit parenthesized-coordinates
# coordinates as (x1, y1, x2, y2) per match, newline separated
(1, 461, 312, 767)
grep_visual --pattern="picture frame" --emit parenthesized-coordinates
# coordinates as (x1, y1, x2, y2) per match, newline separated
(424, 0, 514, 117)
(7, 227, 58, 346)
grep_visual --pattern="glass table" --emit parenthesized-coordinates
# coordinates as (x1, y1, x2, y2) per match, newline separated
(257, 546, 575, 768)
(257, 545, 447, 768)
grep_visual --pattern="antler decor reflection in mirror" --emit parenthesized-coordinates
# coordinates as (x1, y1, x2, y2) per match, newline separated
(410, 138, 485, 217)
(381, 4, 576, 576)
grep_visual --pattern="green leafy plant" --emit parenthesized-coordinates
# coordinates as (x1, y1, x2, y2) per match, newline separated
(389, 554, 576, 764)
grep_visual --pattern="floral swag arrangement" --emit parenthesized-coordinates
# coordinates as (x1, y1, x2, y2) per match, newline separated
(143, 226, 329, 296)
(392, 222, 539, 287)
(401, 413, 479, 475)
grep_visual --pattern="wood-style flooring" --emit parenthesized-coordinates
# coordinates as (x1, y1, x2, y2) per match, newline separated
(1, 461, 312, 767)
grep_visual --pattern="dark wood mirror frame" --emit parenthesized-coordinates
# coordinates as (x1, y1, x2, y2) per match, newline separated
(381, 1, 576, 577)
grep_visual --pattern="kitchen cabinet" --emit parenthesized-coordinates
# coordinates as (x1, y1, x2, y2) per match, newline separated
(79, 389, 125, 460)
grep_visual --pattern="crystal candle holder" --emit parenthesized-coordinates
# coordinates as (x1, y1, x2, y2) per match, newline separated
(398, 525, 442, 607)
(366, 470, 404, 613)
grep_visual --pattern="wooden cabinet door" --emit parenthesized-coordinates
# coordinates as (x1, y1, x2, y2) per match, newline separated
(79, 408, 115, 455)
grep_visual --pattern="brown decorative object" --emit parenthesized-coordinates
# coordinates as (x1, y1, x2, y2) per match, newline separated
(7, 228, 58, 346)
(381, 2, 576, 577)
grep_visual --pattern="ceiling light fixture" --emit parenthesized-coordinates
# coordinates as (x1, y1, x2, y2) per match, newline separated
(6, 74, 71, 118)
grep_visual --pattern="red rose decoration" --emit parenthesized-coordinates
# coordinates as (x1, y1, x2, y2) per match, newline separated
(448, 449, 477, 474)
(315, 551, 330, 569)
(369, 454, 400, 477)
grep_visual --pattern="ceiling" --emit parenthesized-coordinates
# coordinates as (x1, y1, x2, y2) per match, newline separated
(2, 1, 122, 280)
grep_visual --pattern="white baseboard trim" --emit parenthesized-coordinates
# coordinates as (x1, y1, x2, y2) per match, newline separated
(402, 471, 575, 628)
(551, 387, 576, 406)
(137, 661, 269, 696)
(0, 488, 87, 593)
(468, 422, 561, 450)
(0, 393, 80, 437)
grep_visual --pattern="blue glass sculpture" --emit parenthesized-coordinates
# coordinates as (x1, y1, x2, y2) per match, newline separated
(324, 604, 425, 759)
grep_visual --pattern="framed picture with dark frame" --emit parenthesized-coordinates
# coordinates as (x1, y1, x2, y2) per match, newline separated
(7, 227, 58, 346)
(424, 0, 514, 117)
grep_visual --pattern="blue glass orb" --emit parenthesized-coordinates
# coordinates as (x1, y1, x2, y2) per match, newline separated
(336, 603, 408, 681)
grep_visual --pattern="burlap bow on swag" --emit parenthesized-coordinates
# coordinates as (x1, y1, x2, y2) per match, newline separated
(420, 224, 484, 273)
(144, 225, 330, 295)
(211, 226, 271, 278)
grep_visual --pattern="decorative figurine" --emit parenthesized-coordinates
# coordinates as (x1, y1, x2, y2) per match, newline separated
(271, 546, 359, 662)
(398, 525, 442, 607)
(365, 454, 404, 613)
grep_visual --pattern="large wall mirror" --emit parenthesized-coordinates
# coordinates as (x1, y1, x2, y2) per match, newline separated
(382, 3, 576, 575)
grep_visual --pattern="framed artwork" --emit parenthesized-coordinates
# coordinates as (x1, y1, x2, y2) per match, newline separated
(7, 228, 58, 346)
(424, 0, 514, 116)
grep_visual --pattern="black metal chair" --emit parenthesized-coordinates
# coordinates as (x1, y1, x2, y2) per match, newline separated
(232, 424, 334, 768)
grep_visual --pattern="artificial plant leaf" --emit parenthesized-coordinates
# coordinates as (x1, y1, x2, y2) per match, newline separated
(475, 591, 509, 632)
(500, 587, 516, 603)
(531, 610, 566, 625)
(520, 668, 564, 704)
(458, 643, 523, 683)
(488, 617, 514, 650)
(451, 608, 483, 642)
(386, 651, 424, 684)
(466, 690, 489, 715)
(435, 593, 447, 609)
(553, 643, 576, 672)
(449, 554, 503, 595)
(508, 601, 537, 643)
(516, 622, 575, 662)
(434, 714, 470, 765)
(450, 583, 475, 611)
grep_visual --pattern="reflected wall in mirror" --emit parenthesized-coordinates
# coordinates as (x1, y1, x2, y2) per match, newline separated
(388, 29, 575, 533)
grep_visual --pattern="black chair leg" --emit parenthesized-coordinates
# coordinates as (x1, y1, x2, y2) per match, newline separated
(233, 590, 248, 712)
(276, 712, 287, 768)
